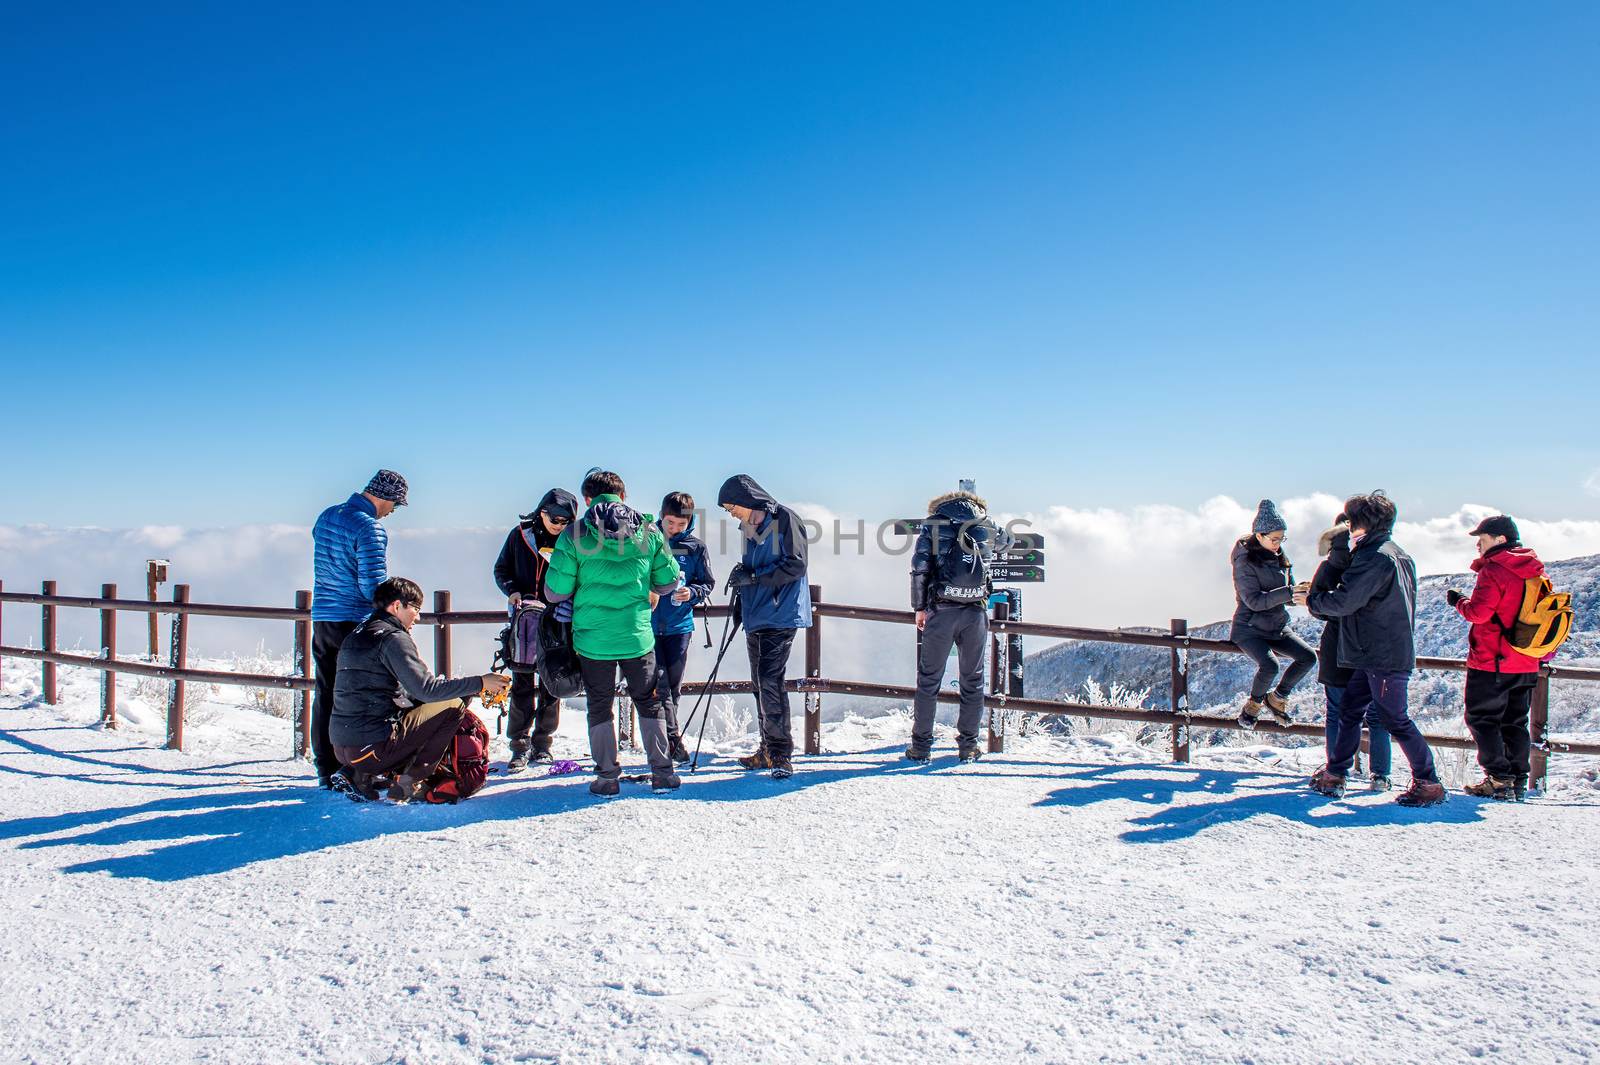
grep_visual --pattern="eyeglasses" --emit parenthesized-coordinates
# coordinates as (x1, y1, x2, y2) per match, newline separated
(548, 515, 571, 526)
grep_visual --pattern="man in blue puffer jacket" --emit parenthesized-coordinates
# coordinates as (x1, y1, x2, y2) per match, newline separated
(718, 474, 812, 779)
(651, 492, 717, 764)
(309, 469, 407, 788)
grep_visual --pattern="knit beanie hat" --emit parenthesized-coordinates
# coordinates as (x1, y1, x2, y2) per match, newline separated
(1252, 499, 1287, 535)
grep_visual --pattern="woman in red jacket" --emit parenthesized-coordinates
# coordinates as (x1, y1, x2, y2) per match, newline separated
(1447, 515, 1546, 801)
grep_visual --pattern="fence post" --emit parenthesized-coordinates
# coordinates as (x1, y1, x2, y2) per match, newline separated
(988, 598, 1008, 753)
(166, 584, 190, 751)
(294, 590, 312, 759)
(804, 583, 822, 756)
(100, 583, 118, 728)
(433, 589, 452, 677)
(1531, 668, 1551, 794)
(0, 578, 5, 692)
(1169, 619, 1189, 763)
(42, 580, 58, 704)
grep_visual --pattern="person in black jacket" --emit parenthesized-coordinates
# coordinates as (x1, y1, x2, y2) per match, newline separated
(330, 577, 508, 802)
(1308, 520, 1392, 789)
(906, 490, 1005, 763)
(1306, 492, 1445, 807)
(492, 488, 580, 771)
(651, 492, 717, 764)
(1229, 500, 1316, 730)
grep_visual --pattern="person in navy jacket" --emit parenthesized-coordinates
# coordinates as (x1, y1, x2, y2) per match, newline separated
(718, 474, 812, 779)
(310, 469, 406, 788)
(650, 492, 717, 763)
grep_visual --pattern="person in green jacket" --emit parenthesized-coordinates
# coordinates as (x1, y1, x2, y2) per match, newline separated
(544, 469, 683, 796)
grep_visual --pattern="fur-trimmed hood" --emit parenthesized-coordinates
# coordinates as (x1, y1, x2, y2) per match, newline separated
(1318, 522, 1351, 558)
(926, 490, 988, 521)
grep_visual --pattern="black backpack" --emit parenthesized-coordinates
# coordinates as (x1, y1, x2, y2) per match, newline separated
(933, 519, 995, 604)
(536, 610, 586, 698)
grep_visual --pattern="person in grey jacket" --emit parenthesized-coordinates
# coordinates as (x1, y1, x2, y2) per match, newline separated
(906, 490, 1006, 763)
(1306, 492, 1446, 807)
(1230, 500, 1315, 730)
(330, 577, 509, 802)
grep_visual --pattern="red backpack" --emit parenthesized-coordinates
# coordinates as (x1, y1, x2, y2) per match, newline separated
(423, 710, 491, 804)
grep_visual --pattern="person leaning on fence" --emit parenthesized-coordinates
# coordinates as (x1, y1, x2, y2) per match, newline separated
(1229, 499, 1317, 731)
(905, 490, 1005, 764)
(1307, 491, 1446, 807)
(1446, 515, 1548, 802)
(309, 468, 407, 790)
(1308, 518, 1394, 791)
(328, 577, 510, 803)
(543, 470, 683, 797)
(493, 487, 581, 772)
(718, 474, 812, 780)
(651, 492, 716, 765)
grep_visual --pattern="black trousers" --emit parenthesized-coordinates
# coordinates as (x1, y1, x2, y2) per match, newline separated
(746, 628, 797, 760)
(1464, 669, 1537, 781)
(912, 603, 988, 750)
(1235, 630, 1318, 700)
(506, 670, 561, 753)
(653, 631, 693, 740)
(334, 700, 466, 781)
(579, 652, 665, 726)
(311, 620, 359, 780)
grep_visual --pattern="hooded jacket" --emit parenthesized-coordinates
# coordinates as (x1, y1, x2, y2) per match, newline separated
(492, 488, 581, 603)
(330, 611, 484, 747)
(1305, 528, 1418, 672)
(544, 494, 681, 660)
(1229, 537, 1295, 640)
(1307, 523, 1355, 688)
(1454, 543, 1546, 674)
(910, 490, 998, 609)
(717, 475, 812, 632)
(652, 515, 716, 636)
(311, 493, 389, 622)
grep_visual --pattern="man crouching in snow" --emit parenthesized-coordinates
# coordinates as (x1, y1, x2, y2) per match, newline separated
(329, 578, 510, 802)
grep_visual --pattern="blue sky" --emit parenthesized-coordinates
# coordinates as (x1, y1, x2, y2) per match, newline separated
(4, 1, 1597, 529)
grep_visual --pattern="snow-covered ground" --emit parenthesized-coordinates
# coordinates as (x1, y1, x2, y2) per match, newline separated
(4, 658, 1599, 1064)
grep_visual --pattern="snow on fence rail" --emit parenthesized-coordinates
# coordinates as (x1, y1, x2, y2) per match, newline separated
(4, 579, 1599, 789)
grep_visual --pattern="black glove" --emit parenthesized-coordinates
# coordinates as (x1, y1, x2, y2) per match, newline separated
(727, 563, 757, 591)
(1446, 589, 1464, 608)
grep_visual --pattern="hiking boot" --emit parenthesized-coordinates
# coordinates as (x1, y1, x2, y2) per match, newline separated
(737, 746, 773, 771)
(1262, 692, 1294, 727)
(651, 769, 681, 793)
(904, 745, 931, 764)
(530, 748, 554, 765)
(1368, 774, 1392, 792)
(770, 756, 794, 780)
(589, 774, 621, 797)
(958, 746, 983, 764)
(387, 774, 427, 804)
(668, 738, 692, 765)
(1395, 779, 1448, 807)
(1238, 699, 1263, 731)
(1514, 776, 1529, 802)
(328, 768, 379, 803)
(317, 774, 334, 791)
(506, 746, 530, 775)
(1463, 775, 1515, 801)
(1309, 767, 1346, 798)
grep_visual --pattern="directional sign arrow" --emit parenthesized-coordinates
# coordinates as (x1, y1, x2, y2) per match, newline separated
(991, 564, 1046, 583)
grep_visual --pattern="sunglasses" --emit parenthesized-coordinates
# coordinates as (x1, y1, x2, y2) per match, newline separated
(547, 515, 571, 526)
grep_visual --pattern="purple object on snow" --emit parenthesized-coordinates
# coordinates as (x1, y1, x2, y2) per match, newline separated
(548, 760, 582, 776)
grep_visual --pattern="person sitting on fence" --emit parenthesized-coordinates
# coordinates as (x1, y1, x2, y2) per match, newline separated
(1308, 518, 1393, 791)
(1307, 492, 1446, 807)
(309, 468, 407, 790)
(718, 474, 812, 780)
(1229, 499, 1316, 730)
(544, 470, 683, 797)
(329, 577, 510, 803)
(493, 487, 581, 773)
(1446, 515, 1549, 802)
(651, 491, 717, 766)
(906, 489, 1004, 764)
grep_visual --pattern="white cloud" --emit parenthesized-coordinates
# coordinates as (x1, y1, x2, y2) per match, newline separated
(1586, 470, 1600, 498)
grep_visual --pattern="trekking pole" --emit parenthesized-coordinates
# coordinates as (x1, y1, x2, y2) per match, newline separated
(686, 588, 743, 772)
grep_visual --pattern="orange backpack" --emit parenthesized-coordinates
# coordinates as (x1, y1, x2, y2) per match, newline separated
(1503, 576, 1573, 659)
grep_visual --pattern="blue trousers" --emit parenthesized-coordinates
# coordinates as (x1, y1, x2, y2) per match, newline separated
(1326, 669, 1436, 783)
(1324, 683, 1392, 776)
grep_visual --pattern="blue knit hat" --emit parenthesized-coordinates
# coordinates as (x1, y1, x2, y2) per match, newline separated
(1252, 499, 1286, 535)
